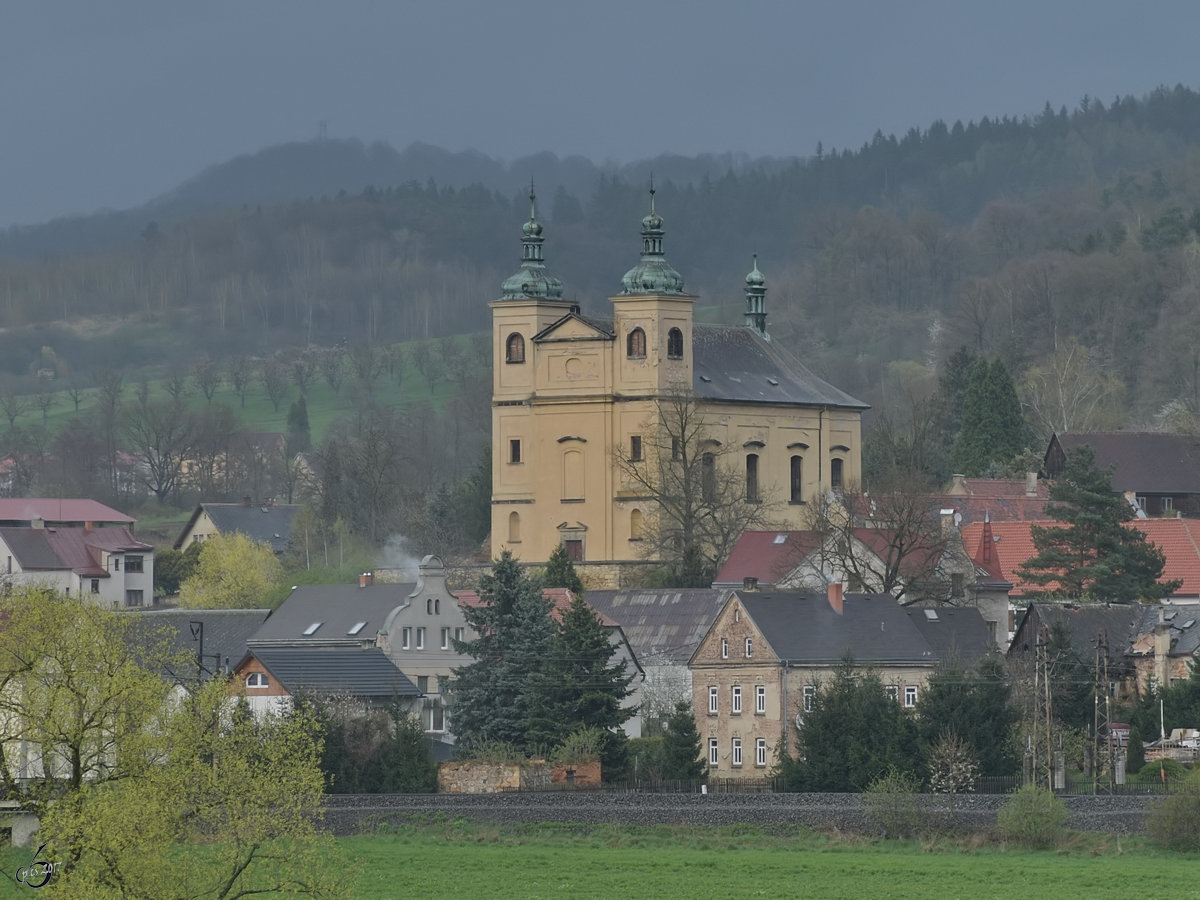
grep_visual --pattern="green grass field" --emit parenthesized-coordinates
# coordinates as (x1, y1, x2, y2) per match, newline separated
(3, 820, 1198, 898)
(338, 820, 1199, 900)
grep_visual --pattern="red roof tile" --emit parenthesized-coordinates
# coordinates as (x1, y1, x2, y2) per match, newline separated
(714, 530, 822, 585)
(0, 498, 133, 525)
(961, 518, 1200, 597)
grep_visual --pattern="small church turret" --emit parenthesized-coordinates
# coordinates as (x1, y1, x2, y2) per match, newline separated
(744, 254, 768, 340)
(620, 181, 686, 295)
(499, 182, 564, 301)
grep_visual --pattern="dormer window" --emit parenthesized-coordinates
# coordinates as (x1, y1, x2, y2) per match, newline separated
(667, 327, 684, 359)
(246, 673, 269, 688)
(505, 333, 526, 363)
(627, 327, 646, 359)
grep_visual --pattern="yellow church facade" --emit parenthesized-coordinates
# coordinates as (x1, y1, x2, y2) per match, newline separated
(490, 189, 866, 566)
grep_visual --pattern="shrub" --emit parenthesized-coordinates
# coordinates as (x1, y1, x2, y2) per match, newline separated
(1138, 757, 1188, 782)
(996, 784, 1068, 849)
(864, 767, 923, 839)
(1146, 770, 1200, 851)
(550, 727, 605, 765)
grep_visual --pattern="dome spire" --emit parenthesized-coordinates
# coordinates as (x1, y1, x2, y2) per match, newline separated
(620, 179, 685, 295)
(499, 178, 564, 301)
(744, 253, 769, 339)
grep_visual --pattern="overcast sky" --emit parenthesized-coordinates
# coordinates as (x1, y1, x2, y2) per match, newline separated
(3, 0, 1198, 227)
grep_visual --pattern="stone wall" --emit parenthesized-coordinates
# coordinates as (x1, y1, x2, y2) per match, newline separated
(550, 760, 601, 788)
(437, 760, 552, 793)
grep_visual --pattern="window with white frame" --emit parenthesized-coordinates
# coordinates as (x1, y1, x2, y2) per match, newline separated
(720, 637, 728, 659)
(732, 738, 742, 767)
(731, 685, 742, 715)
(802, 684, 816, 713)
(755, 737, 767, 767)
(708, 685, 719, 715)
(755, 684, 766, 714)
(402, 627, 412, 649)
(708, 738, 719, 767)
(441, 627, 450, 650)
(416, 627, 425, 650)
(246, 672, 269, 688)
(745, 637, 753, 658)
(904, 685, 918, 708)
(426, 700, 445, 732)
(885, 684, 899, 703)
(454, 627, 465, 642)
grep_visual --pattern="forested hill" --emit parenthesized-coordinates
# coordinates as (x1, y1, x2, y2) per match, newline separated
(4, 84, 1200, 433)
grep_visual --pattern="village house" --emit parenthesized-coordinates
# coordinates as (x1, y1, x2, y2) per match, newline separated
(0, 498, 153, 607)
(174, 499, 299, 554)
(690, 585, 993, 776)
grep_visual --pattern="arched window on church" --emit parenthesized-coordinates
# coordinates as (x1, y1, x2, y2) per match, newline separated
(830, 458, 844, 490)
(667, 327, 684, 359)
(745, 454, 760, 502)
(506, 333, 525, 363)
(702, 452, 716, 502)
(508, 511, 521, 543)
(627, 327, 646, 359)
(630, 508, 643, 540)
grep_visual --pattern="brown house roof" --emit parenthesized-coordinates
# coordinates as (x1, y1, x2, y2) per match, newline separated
(0, 498, 134, 527)
(1048, 432, 1200, 494)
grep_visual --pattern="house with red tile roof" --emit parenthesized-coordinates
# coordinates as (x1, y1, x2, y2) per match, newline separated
(935, 473, 1053, 526)
(0, 521, 153, 608)
(961, 517, 1200, 600)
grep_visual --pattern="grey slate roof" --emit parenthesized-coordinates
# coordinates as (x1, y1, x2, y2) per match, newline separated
(905, 606, 993, 668)
(692, 325, 868, 410)
(586, 588, 731, 666)
(247, 646, 420, 697)
(175, 502, 300, 553)
(1051, 433, 1200, 494)
(249, 581, 418, 645)
(125, 608, 271, 680)
(1132, 605, 1200, 658)
(737, 592, 939, 665)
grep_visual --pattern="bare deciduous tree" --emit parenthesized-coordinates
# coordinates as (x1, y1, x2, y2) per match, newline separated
(1021, 338, 1125, 436)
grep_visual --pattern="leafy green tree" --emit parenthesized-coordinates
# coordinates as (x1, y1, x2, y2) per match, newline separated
(451, 551, 556, 754)
(781, 661, 920, 791)
(917, 659, 1019, 776)
(952, 357, 1028, 476)
(542, 542, 585, 594)
(1018, 446, 1180, 602)
(178, 531, 285, 609)
(659, 701, 705, 781)
(153, 541, 202, 597)
(43, 678, 345, 898)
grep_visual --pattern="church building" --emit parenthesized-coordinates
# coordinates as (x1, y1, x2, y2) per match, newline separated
(490, 188, 867, 572)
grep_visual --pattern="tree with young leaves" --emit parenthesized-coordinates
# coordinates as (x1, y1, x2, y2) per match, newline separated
(178, 532, 284, 609)
(616, 389, 776, 587)
(450, 552, 556, 755)
(1018, 446, 1180, 602)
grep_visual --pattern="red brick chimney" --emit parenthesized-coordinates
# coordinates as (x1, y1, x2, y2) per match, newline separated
(359, 572, 374, 588)
(827, 582, 843, 614)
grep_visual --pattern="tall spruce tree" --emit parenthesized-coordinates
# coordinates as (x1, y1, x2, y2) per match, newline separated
(659, 701, 705, 781)
(450, 551, 555, 754)
(952, 357, 1027, 476)
(1018, 446, 1180, 602)
(542, 542, 584, 595)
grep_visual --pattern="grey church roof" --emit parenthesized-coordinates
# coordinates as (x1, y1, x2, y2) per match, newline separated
(586, 588, 731, 666)
(247, 646, 420, 697)
(692, 325, 867, 410)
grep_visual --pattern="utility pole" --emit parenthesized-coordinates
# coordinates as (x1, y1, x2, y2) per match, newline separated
(1032, 627, 1054, 790)
(1093, 629, 1114, 794)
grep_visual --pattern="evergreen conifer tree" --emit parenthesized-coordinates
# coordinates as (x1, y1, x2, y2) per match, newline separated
(659, 701, 705, 781)
(542, 542, 585, 594)
(952, 357, 1028, 475)
(1018, 446, 1180, 602)
(450, 551, 555, 754)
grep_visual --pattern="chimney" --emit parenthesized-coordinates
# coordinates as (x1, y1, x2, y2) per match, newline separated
(949, 474, 968, 496)
(827, 581, 844, 614)
(940, 508, 957, 537)
(742, 576, 758, 591)
(31, 516, 44, 530)
(1155, 610, 1172, 689)
(359, 572, 374, 588)
(1025, 472, 1038, 498)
